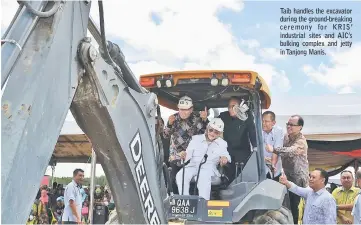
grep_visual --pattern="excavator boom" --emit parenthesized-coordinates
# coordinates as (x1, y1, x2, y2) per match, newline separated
(1, 1, 167, 224)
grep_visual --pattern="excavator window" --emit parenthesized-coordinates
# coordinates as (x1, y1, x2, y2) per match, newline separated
(147, 74, 261, 200)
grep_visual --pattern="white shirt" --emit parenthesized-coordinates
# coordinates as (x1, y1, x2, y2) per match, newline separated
(262, 126, 284, 176)
(184, 134, 231, 177)
(62, 180, 82, 222)
(352, 192, 361, 224)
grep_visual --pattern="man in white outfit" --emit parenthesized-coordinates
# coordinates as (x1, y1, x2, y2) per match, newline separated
(176, 118, 231, 200)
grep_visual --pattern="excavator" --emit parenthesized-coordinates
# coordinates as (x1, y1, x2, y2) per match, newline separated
(2, 0, 292, 224)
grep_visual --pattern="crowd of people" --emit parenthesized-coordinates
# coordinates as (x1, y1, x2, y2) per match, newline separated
(156, 95, 361, 224)
(27, 169, 114, 224)
(38, 95, 360, 224)
(296, 170, 361, 224)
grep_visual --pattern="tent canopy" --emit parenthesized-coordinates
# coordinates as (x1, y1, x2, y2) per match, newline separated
(276, 115, 361, 173)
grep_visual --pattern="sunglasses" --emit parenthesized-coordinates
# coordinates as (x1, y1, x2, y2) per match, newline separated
(208, 128, 221, 135)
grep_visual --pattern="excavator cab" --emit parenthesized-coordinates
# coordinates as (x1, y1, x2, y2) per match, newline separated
(139, 70, 293, 224)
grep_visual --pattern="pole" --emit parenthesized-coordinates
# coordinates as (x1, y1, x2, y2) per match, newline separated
(354, 160, 359, 187)
(88, 149, 97, 224)
(51, 165, 55, 187)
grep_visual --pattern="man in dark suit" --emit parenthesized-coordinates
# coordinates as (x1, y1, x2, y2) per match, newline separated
(218, 96, 257, 184)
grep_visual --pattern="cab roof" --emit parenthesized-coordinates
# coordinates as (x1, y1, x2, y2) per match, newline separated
(139, 70, 271, 111)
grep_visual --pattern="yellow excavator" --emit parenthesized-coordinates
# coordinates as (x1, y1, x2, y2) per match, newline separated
(2, 1, 292, 224)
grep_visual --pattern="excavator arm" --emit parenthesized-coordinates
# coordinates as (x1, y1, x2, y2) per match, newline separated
(1, 1, 167, 224)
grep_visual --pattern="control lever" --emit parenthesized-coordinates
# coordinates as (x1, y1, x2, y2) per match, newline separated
(194, 154, 208, 194)
(164, 165, 173, 195)
(239, 162, 244, 182)
(266, 162, 275, 179)
(218, 164, 229, 189)
(235, 162, 239, 182)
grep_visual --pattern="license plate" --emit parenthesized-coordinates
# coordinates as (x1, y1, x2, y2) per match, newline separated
(169, 198, 198, 218)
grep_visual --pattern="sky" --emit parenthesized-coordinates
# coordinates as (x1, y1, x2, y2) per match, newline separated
(1, 0, 360, 179)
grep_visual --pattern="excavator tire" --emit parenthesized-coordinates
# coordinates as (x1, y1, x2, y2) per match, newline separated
(252, 206, 294, 224)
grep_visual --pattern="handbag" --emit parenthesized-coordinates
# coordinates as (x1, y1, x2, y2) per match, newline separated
(81, 206, 89, 215)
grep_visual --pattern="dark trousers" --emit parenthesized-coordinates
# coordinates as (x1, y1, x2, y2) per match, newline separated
(223, 158, 247, 185)
(170, 163, 181, 194)
(289, 191, 301, 224)
(224, 160, 238, 184)
(224, 152, 252, 184)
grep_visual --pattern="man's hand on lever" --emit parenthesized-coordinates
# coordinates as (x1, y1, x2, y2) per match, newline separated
(265, 157, 275, 173)
(271, 164, 276, 173)
(178, 151, 187, 160)
(219, 156, 228, 166)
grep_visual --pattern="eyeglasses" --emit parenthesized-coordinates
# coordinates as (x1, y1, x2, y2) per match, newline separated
(208, 128, 221, 135)
(286, 123, 299, 127)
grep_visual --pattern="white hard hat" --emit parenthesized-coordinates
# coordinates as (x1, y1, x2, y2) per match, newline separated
(178, 96, 193, 109)
(208, 118, 224, 132)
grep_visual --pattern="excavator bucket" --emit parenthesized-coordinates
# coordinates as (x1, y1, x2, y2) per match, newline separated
(2, 1, 167, 224)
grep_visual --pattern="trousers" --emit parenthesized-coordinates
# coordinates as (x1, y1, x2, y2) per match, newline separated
(289, 191, 301, 224)
(170, 163, 181, 194)
(176, 166, 214, 200)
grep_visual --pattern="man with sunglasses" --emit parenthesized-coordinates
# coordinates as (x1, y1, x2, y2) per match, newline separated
(164, 96, 209, 194)
(265, 115, 309, 224)
(176, 118, 231, 200)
